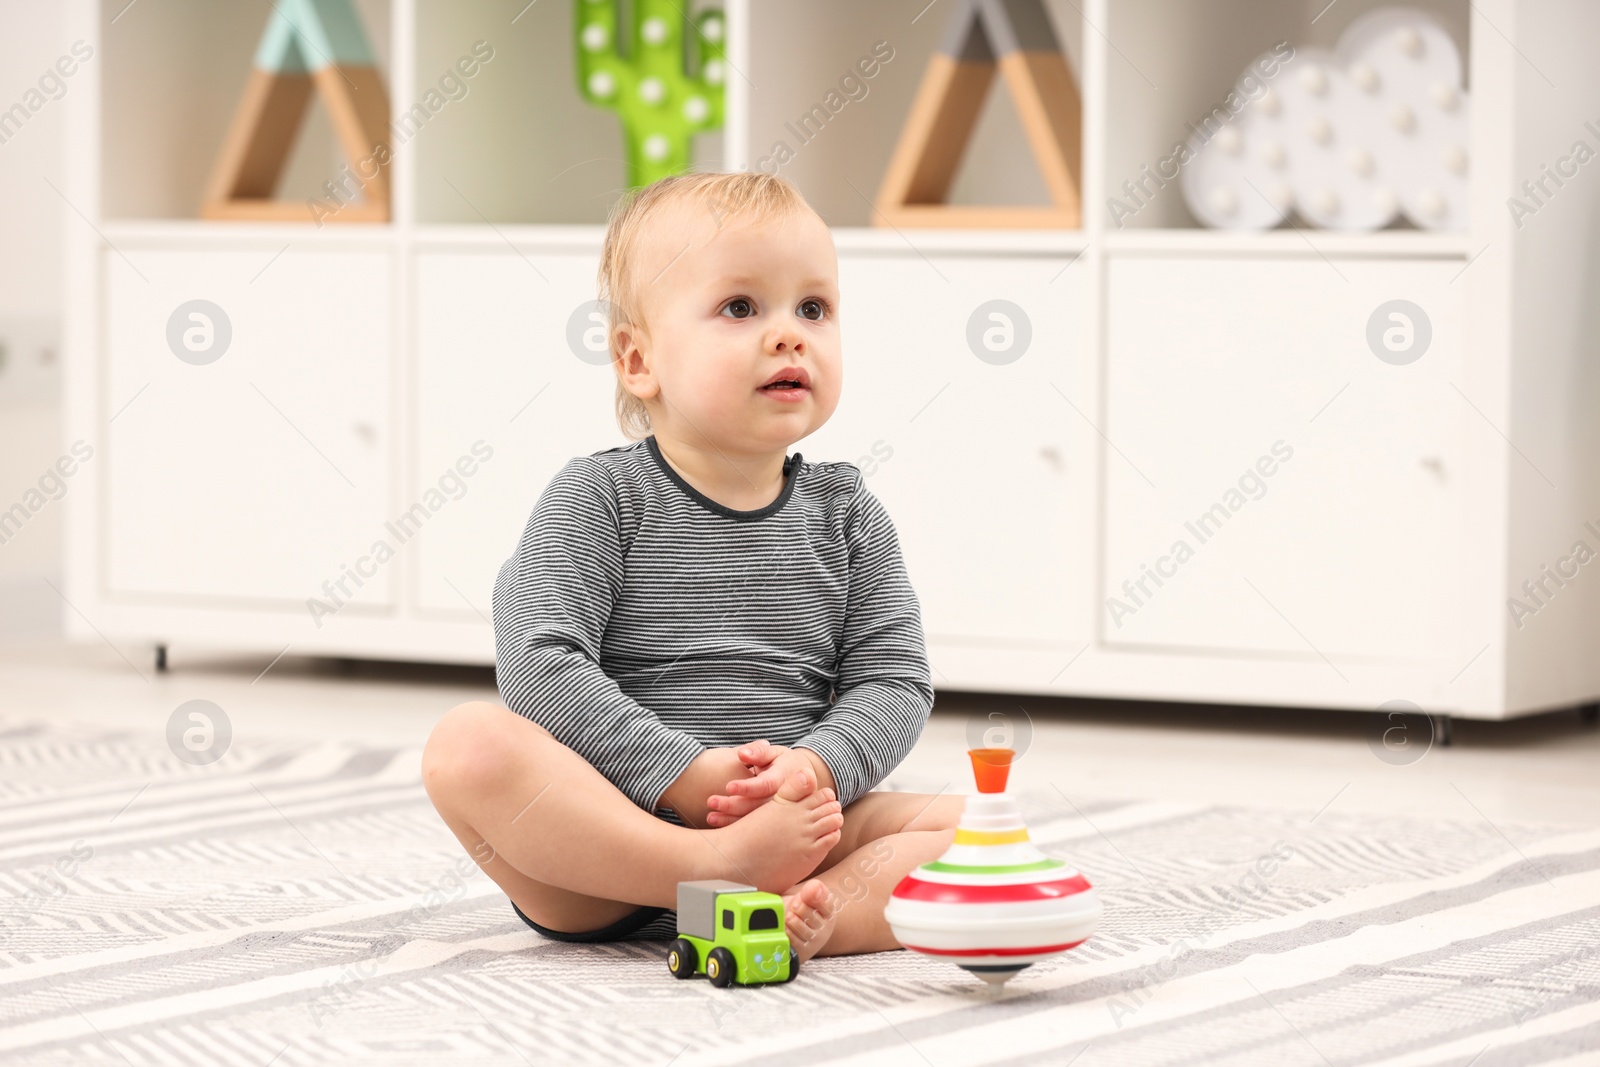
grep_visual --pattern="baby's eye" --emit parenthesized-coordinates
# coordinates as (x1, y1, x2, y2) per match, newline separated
(798, 298, 830, 321)
(720, 297, 756, 319)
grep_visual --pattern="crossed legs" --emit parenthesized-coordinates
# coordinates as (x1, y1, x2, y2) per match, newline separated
(421, 700, 962, 957)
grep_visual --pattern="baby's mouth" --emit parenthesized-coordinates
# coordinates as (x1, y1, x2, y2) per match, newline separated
(759, 379, 811, 403)
(759, 366, 811, 393)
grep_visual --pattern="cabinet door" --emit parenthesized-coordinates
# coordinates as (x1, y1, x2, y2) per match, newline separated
(412, 250, 626, 618)
(801, 251, 1091, 648)
(1102, 255, 1463, 661)
(104, 246, 392, 608)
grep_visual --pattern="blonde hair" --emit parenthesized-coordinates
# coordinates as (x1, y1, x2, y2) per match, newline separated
(597, 171, 814, 440)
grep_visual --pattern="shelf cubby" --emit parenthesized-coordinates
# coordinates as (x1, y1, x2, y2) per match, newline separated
(1101, 0, 1470, 231)
(410, 0, 726, 226)
(741, 0, 1084, 230)
(99, 0, 393, 222)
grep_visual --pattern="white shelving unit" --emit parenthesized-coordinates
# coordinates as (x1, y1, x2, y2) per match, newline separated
(61, 0, 1600, 722)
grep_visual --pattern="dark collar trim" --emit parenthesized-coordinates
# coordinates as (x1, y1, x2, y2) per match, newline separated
(645, 435, 801, 522)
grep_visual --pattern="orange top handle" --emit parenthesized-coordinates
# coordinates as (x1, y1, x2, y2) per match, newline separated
(968, 747, 1014, 793)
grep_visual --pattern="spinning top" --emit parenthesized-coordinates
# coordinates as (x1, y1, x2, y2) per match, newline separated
(883, 747, 1101, 986)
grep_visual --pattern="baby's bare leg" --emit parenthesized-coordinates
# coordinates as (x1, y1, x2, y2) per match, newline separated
(422, 701, 842, 933)
(810, 789, 966, 871)
(812, 828, 958, 956)
(783, 790, 966, 959)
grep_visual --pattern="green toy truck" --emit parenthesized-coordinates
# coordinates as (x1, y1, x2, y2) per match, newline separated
(666, 879, 798, 987)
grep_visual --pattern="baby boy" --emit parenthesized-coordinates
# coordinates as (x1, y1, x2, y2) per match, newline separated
(422, 171, 963, 961)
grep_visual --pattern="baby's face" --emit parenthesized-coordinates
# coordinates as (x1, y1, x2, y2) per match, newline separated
(622, 198, 842, 455)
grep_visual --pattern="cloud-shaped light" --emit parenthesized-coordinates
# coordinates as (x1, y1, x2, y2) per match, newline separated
(1182, 8, 1468, 232)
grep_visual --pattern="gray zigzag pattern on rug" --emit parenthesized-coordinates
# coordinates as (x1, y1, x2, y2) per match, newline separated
(1, 717, 1594, 1067)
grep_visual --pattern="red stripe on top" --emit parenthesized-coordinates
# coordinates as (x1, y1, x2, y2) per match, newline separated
(891, 874, 1092, 903)
(901, 939, 1086, 958)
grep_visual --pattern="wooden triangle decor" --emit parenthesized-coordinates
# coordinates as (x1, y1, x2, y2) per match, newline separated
(202, 0, 391, 222)
(875, 0, 1081, 228)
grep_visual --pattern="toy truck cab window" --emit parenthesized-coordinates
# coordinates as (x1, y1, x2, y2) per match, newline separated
(749, 907, 778, 931)
(722, 908, 734, 931)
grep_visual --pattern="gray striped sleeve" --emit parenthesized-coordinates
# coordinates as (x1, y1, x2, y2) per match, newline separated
(490, 456, 706, 814)
(794, 481, 934, 808)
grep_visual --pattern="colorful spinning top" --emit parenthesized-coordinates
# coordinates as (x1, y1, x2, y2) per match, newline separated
(883, 747, 1101, 986)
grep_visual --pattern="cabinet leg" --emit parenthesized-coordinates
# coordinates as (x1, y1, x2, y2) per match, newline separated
(1582, 704, 1599, 727)
(1432, 713, 1453, 747)
(155, 644, 168, 673)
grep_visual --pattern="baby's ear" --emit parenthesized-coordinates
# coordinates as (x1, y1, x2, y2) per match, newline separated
(612, 328, 653, 390)
(610, 321, 635, 360)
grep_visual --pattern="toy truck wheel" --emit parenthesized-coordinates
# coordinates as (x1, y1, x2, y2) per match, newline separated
(706, 947, 736, 988)
(666, 938, 697, 979)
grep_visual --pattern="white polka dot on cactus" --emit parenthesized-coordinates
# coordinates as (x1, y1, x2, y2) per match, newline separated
(1181, 7, 1468, 232)
(883, 748, 1102, 988)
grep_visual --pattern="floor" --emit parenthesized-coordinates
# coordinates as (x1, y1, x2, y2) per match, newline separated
(6, 635, 1600, 1066)
(4, 634, 1596, 831)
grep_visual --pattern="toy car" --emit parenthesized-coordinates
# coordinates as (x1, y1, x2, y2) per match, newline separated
(666, 879, 799, 987)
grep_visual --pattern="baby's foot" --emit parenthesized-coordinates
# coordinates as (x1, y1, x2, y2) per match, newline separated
(707, 768, 843, 894)
(781, 878, 838, 962)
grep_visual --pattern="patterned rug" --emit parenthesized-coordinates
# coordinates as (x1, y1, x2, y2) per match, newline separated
(2, 717, 1598, 1066)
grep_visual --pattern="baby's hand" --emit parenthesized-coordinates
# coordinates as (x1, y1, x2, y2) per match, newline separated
(735, 738, 783, 774)
(705, 741, 819, 827)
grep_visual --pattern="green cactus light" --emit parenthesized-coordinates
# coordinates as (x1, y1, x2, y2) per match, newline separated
(574, 0, 726, 189)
